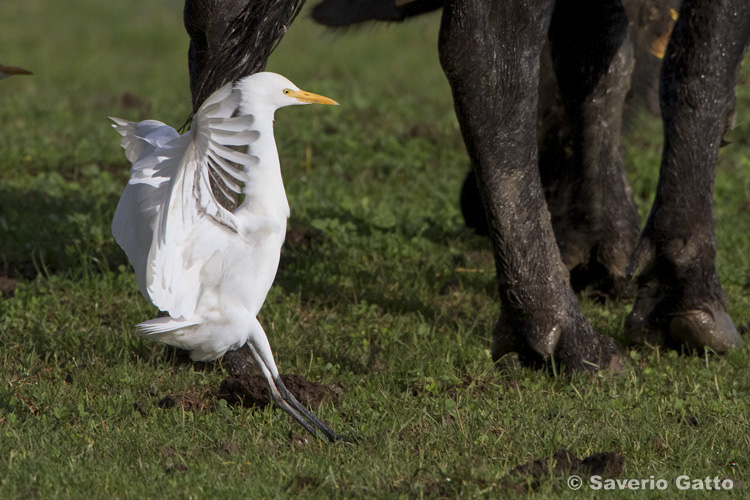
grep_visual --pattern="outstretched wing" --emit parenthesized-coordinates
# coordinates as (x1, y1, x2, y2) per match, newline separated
(111, 118, 183, 298)
(110, 118, 179, 164)
(145, 82, 259, 320)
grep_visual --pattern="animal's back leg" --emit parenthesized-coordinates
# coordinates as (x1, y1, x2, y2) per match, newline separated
(626, 0, 750, 351)
(545, 0, 641, 300)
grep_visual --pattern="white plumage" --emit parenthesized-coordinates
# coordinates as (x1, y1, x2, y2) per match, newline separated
(111, 72, 346, 441)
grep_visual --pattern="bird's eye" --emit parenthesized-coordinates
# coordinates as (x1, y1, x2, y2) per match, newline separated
(283, 89, 291, 95)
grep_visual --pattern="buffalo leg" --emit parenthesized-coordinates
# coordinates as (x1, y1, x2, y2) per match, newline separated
(439, 0, 621, 370)
(546, 0, 641, 300)
(626, 0, 750, 351)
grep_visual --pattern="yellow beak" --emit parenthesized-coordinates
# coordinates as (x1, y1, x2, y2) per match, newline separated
(0, 64, 32, 76)
(289, 89, 338, 106)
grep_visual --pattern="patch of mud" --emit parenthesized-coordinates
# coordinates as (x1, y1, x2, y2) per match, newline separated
(507, 449, 624, 492)
(218, 373, 342, 410)
(220, 344, 255, 377)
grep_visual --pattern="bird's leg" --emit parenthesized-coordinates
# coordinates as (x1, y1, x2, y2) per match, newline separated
(245, 326, 352, 442)
(272, 371, 354, 443)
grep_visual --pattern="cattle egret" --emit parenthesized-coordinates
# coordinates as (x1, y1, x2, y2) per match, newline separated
(111, 72, 347, 441)
(0, 63, 32, 80)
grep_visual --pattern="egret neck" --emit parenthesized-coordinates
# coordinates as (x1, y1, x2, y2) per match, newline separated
(235, 102, 290, 225)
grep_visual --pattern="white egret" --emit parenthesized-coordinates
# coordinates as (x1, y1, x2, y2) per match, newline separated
(0, 63, 32, 80)
(111, 72, 348, 441)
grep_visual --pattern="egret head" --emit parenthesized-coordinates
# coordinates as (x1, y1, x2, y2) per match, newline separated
(235, 72, 337, 115)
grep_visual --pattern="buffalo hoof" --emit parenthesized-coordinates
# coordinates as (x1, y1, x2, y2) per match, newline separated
(492, 307, 623, 373)
(626, 303, 741, 353)
(670, 309, 741, 352)
(625, 242, 741, 353)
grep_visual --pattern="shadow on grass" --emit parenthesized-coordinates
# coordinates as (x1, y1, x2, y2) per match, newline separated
(277, 206, 497, 310)
(0, 181, 127, 279)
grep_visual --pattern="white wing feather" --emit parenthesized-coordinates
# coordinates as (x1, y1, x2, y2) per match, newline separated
(140, 82, 258, 320)
(111, 119, 183, 297)
(110, 118, 180, 164)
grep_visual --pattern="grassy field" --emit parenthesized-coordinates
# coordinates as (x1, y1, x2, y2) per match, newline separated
(2, 0, 750, 498)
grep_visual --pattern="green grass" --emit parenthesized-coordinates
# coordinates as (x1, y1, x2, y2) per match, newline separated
(2, 1, 750, 498)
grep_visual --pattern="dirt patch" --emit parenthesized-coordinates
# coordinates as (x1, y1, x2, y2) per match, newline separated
(507, 449, 624, 492)
(580, 452, 625, 477)
(219, 344, 255, 377)
(141, 360, 340, 417)
(218, 373, 342, 410)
